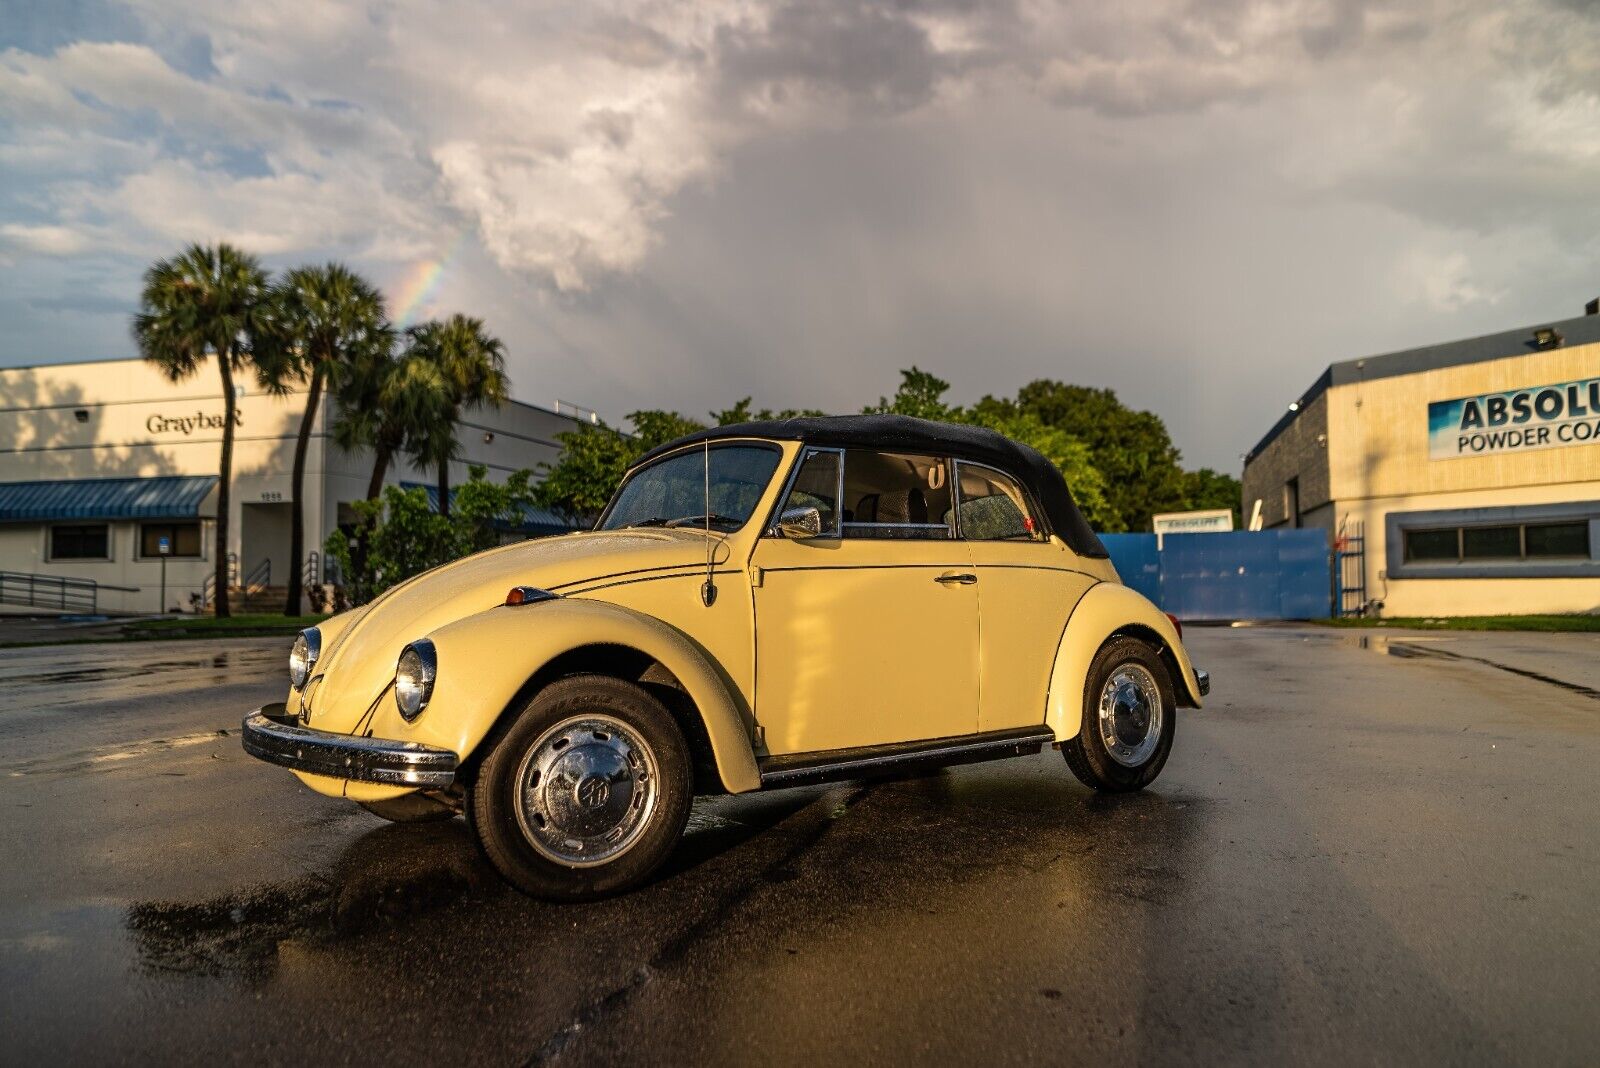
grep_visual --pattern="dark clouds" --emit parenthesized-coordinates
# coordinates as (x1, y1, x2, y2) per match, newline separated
(1, 0, 1597, 470)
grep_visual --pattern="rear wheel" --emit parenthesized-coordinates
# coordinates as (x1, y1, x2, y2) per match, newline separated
(468, 675, 692, 900)
(1062, 636, 1175, 792)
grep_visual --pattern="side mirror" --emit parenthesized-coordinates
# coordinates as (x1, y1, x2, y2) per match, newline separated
(776, 505, 824, 539)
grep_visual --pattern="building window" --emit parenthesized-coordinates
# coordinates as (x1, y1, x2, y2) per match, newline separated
(1403, 522, 1591, 564)
(1462, 526, 1521, 560)
(140, 522, 203, 558)
(1283, 478, 1300, 529)
(50, 524, 110, 560)
(1388, 503, 1599, 579)
(1526, 522, 1589, 558)
(1403, 528, 1458, 562)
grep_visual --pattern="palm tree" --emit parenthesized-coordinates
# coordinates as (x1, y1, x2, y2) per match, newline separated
(258, 265, 391, 615)
(132, 243, 271, 618)
(407, 315, 508, 516)
(331, 343, 450, 586)
(332, 343, 449, 501)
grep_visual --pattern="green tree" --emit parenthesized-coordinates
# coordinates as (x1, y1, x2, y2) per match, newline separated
(132, 243, 271, 618)
(990, 381, 1193, 532)
(406, 315, 509, 516)
(873, 368, 1116, 529)
(332, 342, 448, 501)
(710, 398, 826, 425)
(258, 263, 391, 615)
(533, 410, 705, 524)
(325, 465, 536, 603)
(1182, 467, 1243, 524)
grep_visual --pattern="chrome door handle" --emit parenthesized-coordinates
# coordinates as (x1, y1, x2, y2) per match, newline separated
(935, 572, 978, 585)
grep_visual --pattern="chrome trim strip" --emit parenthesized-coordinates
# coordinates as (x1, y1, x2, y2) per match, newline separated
(1194, 668, 1210, 697)
(758, 726, 1055, 789)
(241, 703, 458, 787)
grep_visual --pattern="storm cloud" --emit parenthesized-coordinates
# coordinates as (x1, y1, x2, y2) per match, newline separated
(2, 0, 1597, 468)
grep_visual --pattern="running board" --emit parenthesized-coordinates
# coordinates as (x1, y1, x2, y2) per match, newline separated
(758, 725, 1056, 790)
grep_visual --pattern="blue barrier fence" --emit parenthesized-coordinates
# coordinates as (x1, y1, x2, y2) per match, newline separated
(1099, 530, 1332, 621)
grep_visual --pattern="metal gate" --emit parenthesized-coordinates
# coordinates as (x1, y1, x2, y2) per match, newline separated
(1100, 530, 1333, 621)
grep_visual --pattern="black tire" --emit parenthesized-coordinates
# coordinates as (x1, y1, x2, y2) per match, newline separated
(468, 675, 693, 900)
(1062, 636, 1176, 792)
(359, 794, 459, 823)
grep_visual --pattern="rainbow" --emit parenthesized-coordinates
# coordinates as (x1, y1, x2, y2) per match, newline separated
(391, 230, 468, 328)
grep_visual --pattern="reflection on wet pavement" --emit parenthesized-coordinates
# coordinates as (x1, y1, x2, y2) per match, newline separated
(4, 629, 1599, 1063)
(127, 822, 488, 980)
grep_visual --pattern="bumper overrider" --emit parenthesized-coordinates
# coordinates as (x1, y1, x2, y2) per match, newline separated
(241, 703, 458, 787)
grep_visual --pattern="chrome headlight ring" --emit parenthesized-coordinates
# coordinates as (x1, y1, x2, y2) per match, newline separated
(395, 638, 438, 722)
(289, 627, 321, 690)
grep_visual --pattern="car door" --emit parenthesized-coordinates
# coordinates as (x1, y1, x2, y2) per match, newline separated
(950, 460, 1099, 733)
(751, 447, 980, 755)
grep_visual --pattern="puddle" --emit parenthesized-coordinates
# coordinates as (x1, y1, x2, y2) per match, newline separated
(1352, 634, 1600, 700)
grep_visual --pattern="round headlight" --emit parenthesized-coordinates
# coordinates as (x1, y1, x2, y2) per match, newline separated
(395, 639, 437, 721)
(289, 627, 321, 690)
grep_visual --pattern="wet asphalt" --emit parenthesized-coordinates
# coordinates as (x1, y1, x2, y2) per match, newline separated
(1, 626, 1597, 1066)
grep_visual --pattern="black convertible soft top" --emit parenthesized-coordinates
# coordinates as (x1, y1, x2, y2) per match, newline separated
(633, 414, 1109, 559)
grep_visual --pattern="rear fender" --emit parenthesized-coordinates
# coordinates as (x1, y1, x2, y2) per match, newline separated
(1045, 582, 1203, 742)
(361, 598, 762, 794)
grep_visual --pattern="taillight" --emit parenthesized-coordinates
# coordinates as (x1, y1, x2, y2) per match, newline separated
(1164, 612, 1183, 640)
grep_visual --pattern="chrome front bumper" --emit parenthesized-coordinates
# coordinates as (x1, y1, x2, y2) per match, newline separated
(1194, 668, 1211, 697)
(241, 703, 459, 788)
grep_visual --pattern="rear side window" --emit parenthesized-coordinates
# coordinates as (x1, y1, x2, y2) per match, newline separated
(952, 463, 1043, 541)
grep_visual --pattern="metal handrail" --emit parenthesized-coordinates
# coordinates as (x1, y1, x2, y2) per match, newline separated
(0, 570, 139, 613)
(202, 552, 239, 606)
(243, 558, 271, 598)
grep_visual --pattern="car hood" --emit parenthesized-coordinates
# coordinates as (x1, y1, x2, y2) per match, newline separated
(305, 528, 729, 730)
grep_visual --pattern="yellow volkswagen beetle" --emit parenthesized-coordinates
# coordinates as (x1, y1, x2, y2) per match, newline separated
(243, 415, 1208, 899)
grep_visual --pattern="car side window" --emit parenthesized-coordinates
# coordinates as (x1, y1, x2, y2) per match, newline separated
(952, 463, 1044, 541)
(776, 448, 842, 536)
(840, 451, 954, 540)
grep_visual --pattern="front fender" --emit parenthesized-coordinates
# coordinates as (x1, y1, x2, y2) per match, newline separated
(363, 598, 762, 794)
(1044, 583, 1204, 742)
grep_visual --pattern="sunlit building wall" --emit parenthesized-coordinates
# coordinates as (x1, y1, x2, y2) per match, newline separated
(0, 356, 585, 614)
(1243, 309, 1600, 617)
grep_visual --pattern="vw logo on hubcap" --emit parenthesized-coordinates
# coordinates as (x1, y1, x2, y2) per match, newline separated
(576, 774, 611, 810)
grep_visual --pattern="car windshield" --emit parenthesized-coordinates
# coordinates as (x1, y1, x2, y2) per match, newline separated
(599, 444, 782, 533)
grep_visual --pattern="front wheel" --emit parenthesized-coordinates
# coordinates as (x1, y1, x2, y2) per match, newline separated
(1062, 636, 1176, 792)
(468, 674, 692, 900)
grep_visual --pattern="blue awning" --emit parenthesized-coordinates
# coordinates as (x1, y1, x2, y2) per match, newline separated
(0, 476, 218, 522)
(400, 482, 576, 536)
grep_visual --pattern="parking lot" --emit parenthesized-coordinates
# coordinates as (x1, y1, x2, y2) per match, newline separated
(2, 625, 1597, 1065)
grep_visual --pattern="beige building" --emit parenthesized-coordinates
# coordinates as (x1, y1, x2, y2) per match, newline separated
(0, 356, 587, 614)
(1242, 308, 1600, 617)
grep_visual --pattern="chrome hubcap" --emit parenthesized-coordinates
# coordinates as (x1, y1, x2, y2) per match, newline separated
(1097, 663, 1163, 768)
(514, 715, 659, 867)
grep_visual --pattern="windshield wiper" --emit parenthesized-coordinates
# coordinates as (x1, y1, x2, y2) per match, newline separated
(621, 517, 671, 528)
(665, 513, 740, 531)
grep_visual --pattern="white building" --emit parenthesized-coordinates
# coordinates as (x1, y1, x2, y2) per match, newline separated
(0, 356, 588, 614)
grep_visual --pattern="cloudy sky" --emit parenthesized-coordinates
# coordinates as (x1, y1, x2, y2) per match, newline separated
(2, 0, 1597, 470)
